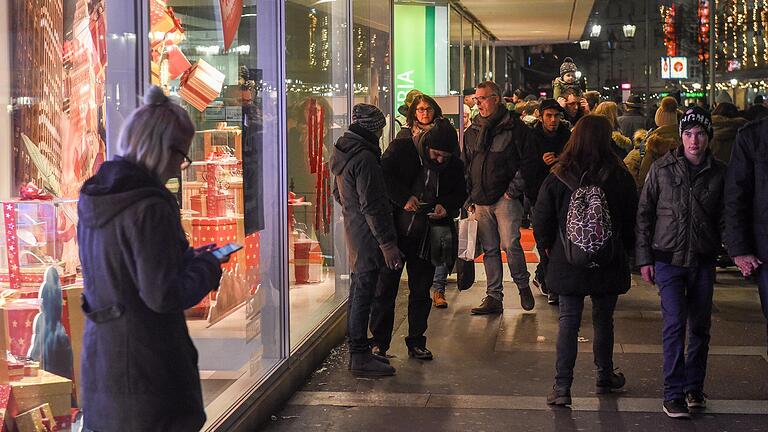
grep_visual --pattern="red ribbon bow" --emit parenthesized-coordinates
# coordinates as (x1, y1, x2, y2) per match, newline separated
(19, 183, 52, 201)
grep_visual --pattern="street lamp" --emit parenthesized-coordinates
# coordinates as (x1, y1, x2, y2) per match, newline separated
(623, 24, 636, 39)
(590, 24, 602, 38)
(580, 40, 591, 50)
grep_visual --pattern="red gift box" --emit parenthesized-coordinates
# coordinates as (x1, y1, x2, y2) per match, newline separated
(294, 240, 322, 284)
(2, 300, 39, 358)
(165, 43, 191, 80)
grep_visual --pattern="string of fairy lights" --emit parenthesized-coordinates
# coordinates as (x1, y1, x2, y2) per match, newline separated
(663, 1, 768, 76)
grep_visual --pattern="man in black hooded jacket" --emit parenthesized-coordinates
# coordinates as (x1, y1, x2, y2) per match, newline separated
(331, 104, 403, 377)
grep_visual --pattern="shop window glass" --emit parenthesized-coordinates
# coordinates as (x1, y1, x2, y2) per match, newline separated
(9, 0, 108, 198)
(147, 0, 284, 424)
(3, 0, 108, 426)
(462, 17, 473, 89)
(473, 26, 481, 86)
(449, 8, 462, 94)
(286, 0, 350, 348)
(353, 0, 393, 147)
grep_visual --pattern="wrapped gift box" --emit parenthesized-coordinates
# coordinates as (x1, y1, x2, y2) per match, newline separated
(1, 201, 78, 291)
(14, 403, 54, 432)
(59, 286, 83, 404)
(150, 0, 184, 39)
(8, 371, 72, 431)
(179, 59, 225, 112)
(165, 44, 191, 80)
(294, 240, 322, 284)
(1, 299, 39, 359)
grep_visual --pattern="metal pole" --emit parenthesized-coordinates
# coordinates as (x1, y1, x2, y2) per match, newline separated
(708, 0, 716, 107)
(645, 0, 651, 108)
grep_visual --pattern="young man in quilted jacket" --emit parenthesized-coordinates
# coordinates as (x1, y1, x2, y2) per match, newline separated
(635, 107, 726, 419)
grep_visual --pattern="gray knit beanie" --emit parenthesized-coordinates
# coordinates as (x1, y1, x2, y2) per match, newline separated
(352, 103, 386, 133)
(560, 57, 578, 78)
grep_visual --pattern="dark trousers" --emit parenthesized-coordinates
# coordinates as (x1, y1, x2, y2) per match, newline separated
(555, 294, 619, 390)
(347, 269, 380, 354)
(370, 235, 435, 352)
(655, 261, 714, 401)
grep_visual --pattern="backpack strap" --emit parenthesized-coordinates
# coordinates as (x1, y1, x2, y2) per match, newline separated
(554, 171, 579, 192)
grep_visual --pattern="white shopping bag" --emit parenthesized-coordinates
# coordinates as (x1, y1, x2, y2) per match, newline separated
(457, 217, 478, 261)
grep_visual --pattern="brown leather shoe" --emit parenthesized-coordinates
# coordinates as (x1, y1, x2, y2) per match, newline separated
(433, 291, 448, 308)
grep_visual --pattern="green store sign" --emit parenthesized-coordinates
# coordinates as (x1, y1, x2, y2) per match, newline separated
(394, 5, 436, 108)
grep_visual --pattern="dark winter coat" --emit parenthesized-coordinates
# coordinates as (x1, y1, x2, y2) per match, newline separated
(635, 148, 726, 268)
(521, 121, 571, 204)
(77, 159, 222, 432)
(382, 137, 467, 231)
(533, 166, 638, 296)
(725, 118, 768, 261)
(331, 125, 398, 273)
(617, 110, 649, 138)
(710, 115, 748, 164)
(462, 108, 526, 206)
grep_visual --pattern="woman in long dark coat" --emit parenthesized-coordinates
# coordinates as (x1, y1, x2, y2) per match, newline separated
(78, 86, 225, 431)
(534, 115, 638, 406)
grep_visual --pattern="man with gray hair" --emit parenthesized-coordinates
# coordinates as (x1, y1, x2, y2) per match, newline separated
(331, 103, 403, 377)
(462, 81, 535, 314)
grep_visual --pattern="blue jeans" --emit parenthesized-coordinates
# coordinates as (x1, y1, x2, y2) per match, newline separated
(347, 269, 380, 353)
(475, 196, 530, 301)
(655, 261, 715, 401)
(431, 264, 449, 293)
(555, 294, 618, 390)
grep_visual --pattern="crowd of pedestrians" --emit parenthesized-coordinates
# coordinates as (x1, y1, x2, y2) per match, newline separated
(330, 79, 768, 419)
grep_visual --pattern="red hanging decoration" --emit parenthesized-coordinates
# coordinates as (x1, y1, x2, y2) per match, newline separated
(662, 5, 677, 57)
(698, 1, 710, 62)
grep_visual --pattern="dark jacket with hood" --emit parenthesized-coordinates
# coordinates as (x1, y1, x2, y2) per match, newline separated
(77, 158, 222, 432)
(533, 165, 638, 296)
(521, 121, 571, 204)
(636, 147, 726, 268)
(710, 114, 748, 164)
(725, 118, 768, 261)
(331, 124, 398, 273)
(462, 107, 526, 206)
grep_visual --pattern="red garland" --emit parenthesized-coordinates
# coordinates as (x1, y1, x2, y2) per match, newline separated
(2, 203, 21, 290)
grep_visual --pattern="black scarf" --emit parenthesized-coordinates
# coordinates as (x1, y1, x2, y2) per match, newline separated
(473, 105, 508, 151)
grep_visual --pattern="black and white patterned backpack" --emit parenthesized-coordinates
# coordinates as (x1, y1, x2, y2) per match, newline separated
(556, 171, 615, 268)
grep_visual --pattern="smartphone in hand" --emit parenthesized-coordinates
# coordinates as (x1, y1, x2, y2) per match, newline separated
(211, 242, 243, 262)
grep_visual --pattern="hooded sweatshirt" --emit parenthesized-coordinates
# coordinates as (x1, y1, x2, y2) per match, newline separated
(331, 125, 398, 273)
(77, 158, 222, 432)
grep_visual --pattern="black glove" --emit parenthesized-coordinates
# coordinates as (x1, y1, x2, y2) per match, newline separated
(379, 242, 404, 270)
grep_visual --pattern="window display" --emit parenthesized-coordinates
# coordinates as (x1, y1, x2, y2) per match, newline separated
(286, 0, 351, 348)
(145, 0, 284, 424)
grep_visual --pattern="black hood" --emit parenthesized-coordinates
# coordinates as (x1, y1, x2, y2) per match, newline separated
(330, 129, 381, 176)
(78, 158, 175, 228)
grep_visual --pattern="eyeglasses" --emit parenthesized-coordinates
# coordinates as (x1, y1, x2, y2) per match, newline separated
(172, 148, 192, 170)
(473, 94, 498, 103)
(416, 107, 434, 113)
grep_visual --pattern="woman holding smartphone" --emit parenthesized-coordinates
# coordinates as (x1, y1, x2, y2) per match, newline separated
(370, 117, 466, 361)
(77, 86, 226, 431)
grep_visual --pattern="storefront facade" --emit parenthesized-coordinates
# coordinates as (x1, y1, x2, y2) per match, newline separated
(0, 0, 491, 430)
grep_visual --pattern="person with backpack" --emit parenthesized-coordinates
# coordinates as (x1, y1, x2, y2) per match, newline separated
(636, 107, 725, 418)
(533, 115, 638, 407)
